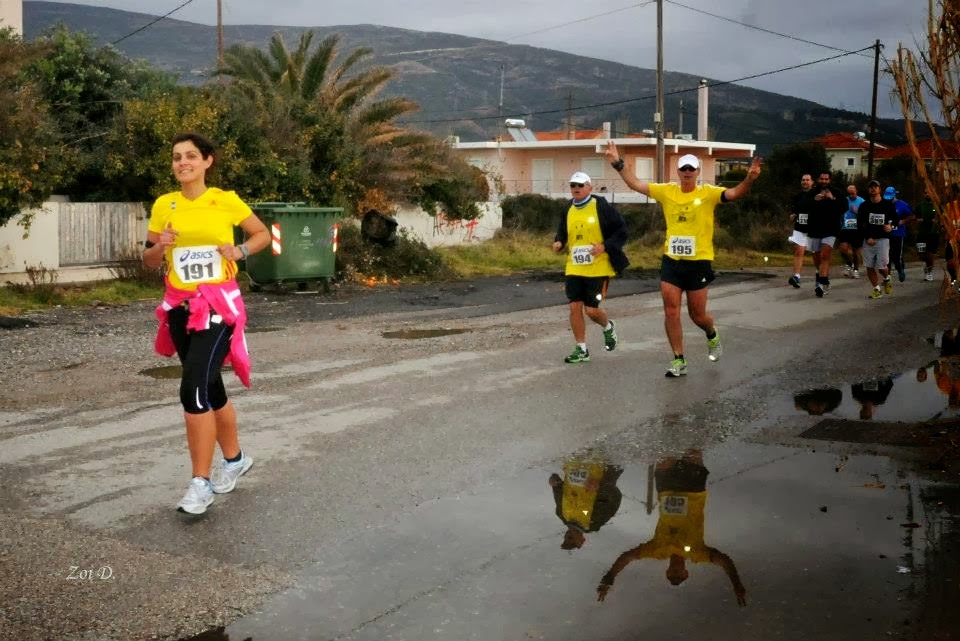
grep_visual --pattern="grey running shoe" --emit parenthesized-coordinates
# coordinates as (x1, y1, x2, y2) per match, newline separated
(665, 357, 687, 377)
(603, 320, 618, 351)
(788, 275, 801, 288)
(564, 346, 590, 363)
(211, 454, 254, 494)
(815, 283, 824, 298)
(707, 331, 723, 362)
(176, 477, 214, 515)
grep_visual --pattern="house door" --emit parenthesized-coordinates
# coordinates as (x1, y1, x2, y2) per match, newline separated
(532, 159, 553, 195)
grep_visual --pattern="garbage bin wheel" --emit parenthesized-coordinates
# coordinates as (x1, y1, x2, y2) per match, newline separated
(296, 281, 308, 292)
(249, 282, 262, 293)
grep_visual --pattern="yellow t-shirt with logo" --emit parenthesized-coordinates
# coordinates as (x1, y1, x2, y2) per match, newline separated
(646, 490, 709, 561)
(648, 183, 726, 261)
(565, 198, 615, 277)
(148, 188, 253, 291)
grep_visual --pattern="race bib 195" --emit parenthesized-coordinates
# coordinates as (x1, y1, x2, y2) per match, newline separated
(668, 236, 696, 257)
(172, 245, 223, 284)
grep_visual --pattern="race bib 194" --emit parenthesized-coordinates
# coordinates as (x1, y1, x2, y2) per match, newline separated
(661, 495, 689, 516)
(172, 245, 223, 284)
(571, 245, 594, 265)
(668, 236, 696, 257)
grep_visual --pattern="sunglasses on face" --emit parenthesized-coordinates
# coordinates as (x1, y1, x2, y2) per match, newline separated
(569, 182, 586, 188)
(679, 166, 697, 172)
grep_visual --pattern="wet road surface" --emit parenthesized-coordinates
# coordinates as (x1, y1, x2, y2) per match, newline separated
(3, 267, 959, 641)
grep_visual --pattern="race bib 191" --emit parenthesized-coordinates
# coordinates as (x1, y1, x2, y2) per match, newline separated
(571, 245, 594, 265)
(668, 235, 696, 257)
(172, 245, 223, 284)
(567, 466, 590, 487)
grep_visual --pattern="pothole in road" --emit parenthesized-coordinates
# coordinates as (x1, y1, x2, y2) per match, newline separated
(138, 365, 182, 379)
(381, 328, 471, 339)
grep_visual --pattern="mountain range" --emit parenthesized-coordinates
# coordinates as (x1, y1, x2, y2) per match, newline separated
(23, 1, 917, 154)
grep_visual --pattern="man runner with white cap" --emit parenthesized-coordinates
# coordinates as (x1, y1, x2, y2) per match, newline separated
(604, 142, 761, 377)
(552, 171, 629, 364)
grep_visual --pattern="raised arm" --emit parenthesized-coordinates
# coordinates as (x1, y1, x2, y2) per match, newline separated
(604, 140, 651, 196)
(709, 547, 747, 606)
(722, 156, 761, 202)
(596, 542, 654, 602)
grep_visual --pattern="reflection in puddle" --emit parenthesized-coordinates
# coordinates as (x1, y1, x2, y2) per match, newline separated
(178, 627, 251, 641)
(381, 328, 470, 339)
(138, 365, 182, 379)
(550, 451, 624, 551)
(593, 449, 746, 606)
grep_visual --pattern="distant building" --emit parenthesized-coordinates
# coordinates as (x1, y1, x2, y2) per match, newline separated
(0, 0, 22, 35)
(807, 131, 887, 179)
(450, 120, 755, 203)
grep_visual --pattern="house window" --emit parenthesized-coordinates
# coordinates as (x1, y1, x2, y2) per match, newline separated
(580, 157, 603, 178)
(847, 157, 855, 167)
(634, 158, 654, 181)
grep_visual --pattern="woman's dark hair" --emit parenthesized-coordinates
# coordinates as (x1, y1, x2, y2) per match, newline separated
(171, 131, 216, 160)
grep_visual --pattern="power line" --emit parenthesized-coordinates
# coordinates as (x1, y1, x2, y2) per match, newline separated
(664, 0, 872, 59)
(399, 46, 874, 126)
(111, 0, 198, 46)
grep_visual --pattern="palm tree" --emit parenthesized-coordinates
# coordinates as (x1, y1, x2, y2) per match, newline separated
(219, 31, 446, 211)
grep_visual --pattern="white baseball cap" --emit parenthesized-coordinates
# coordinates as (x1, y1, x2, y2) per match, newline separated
(569, 171, 591, 184)
(677, 154, 700, 170)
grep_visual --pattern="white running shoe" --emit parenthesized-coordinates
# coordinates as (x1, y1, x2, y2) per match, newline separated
(176, 477, 214, 515)
(211, 454, 254, 494)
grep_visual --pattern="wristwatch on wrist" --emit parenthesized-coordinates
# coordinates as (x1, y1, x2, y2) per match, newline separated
(611, 158, 625, 172)
(237, 243, 250, 259)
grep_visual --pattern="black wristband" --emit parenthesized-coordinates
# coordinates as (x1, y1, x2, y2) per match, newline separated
(611, 158, 625, 172)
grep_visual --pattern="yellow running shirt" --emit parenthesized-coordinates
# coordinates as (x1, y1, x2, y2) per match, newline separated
(148, 188, 253, 291)
(648, 183, 726, 261)
(564, 198, 615, 277)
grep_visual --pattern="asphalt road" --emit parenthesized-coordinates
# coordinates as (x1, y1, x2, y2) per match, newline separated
(3, 267, 959, 641)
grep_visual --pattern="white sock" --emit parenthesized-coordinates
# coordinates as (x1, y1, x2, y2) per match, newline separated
(794, 273, 801, 279)
(604, 321, 613, 331)
(578, 342, 587, 352)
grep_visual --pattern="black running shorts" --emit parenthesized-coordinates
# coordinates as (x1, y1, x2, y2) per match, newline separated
(564, 275, 609, 308)
(660, 255, 715, 292)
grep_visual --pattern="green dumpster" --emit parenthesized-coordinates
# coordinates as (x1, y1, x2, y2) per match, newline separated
(241, 204, 343, 291)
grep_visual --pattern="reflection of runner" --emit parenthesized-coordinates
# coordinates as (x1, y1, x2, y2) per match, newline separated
(793, 387, 843, 416)
(850, 377, 894, 420)
(596, 450, 746, 606)
(549, 456, 623, 550)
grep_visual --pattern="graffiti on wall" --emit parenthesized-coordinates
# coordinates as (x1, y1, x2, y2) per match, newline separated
(433, 211, 481, 242)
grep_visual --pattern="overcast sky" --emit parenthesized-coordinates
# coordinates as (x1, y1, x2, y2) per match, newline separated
(57, 0, 925, 118)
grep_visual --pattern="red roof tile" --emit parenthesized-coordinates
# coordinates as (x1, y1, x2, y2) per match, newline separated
(873, 138, 960, 160)
(808, 132, 881, 150)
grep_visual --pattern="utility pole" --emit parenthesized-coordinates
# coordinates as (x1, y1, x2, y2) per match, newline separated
(217, 0, 225, 73)
(655, 0, 665, 182)
(565, 90, 574, 139)
(678, 99, 684, 136)
(867, 39, 882, 180)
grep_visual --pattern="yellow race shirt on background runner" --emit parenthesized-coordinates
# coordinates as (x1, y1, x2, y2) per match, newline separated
(564, 198, 615, 277)
(148, 188, 252, 291)
(648, 183, 725, 261)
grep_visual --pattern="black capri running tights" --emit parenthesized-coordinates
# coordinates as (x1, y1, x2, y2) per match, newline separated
(167, 306, 234, 414)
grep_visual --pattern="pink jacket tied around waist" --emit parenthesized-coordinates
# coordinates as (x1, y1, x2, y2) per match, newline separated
(154, 280, 251, 387)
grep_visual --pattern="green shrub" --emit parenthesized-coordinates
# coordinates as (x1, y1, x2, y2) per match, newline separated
(336, 223, 452, 281)
(501, 194, 566, 233)
(108, 246, 165, 285)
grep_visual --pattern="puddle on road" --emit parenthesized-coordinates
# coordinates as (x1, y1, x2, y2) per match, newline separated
(381, 328, 470, 339)
(138, 365, 182, 379)
(245, 326, 284, 334)
(222, 433, 959, 640)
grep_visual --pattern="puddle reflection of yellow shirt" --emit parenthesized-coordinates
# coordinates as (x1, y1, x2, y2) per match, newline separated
(647, 490, 709, 561)
(560, 460, 605, 529)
